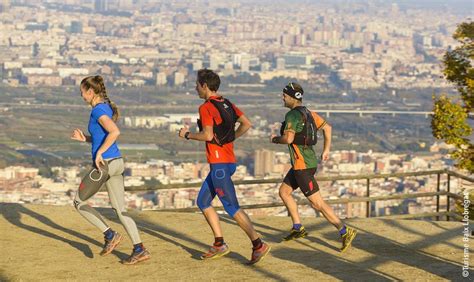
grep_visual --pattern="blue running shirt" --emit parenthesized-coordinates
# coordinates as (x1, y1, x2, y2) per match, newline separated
(88, 103, 121, 162)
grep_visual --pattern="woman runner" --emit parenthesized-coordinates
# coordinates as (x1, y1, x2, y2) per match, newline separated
(71, 75, 150, 265)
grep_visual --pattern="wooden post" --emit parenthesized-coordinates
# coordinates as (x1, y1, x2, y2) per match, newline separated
(436, 173, 440, 221)
(366, 178, 370, 218)
(447, 173, 451, 221)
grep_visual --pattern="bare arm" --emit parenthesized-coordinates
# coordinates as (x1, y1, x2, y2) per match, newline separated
(321, 123, 332, 161)
(271, 130, 295, 144)
(179, 125, 213, 142)
(235, 115, 252, 139)
(179, 114, 251, 142)
(70, 129, 92, 143)
(95, 115, 120, 167)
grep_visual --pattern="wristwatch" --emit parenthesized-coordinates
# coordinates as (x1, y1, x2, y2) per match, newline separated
(184, 132, 190, 140)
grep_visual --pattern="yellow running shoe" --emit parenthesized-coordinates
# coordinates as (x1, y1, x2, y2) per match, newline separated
(340, 227, 357, 252)
(283, 226, 308, 241)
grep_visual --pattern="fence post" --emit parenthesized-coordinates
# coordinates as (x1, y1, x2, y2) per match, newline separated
(447, 173, 451, 221)
(366, 178, 370, 218)
(436, 173, 440, 221)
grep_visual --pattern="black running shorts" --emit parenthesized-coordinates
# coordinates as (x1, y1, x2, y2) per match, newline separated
(283, 168, 320, 197)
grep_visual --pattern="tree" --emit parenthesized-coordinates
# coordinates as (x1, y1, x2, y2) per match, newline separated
(455, 189, 474, 220)
(431, 21, 474, 173)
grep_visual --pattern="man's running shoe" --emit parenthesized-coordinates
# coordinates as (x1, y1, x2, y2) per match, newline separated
(248, 241, 271, 265)
(200, 243, 230, 260)
(340, 227, 357, 252)
(283, 226, 308, 241)
(100, 231, 122, 256)
(121, 248, 151, 265)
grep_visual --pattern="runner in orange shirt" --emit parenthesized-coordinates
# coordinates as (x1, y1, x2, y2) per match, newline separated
(179, 69, 270, 265)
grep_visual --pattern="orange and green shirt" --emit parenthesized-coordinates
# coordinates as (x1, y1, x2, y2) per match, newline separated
(284, 108, 327, 170)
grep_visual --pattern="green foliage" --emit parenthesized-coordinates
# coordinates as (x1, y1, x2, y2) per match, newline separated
(455, 189, 474, 220)
(38, 166, 54, 178)
(443, 21, 474, 110)
(144, 177, 162, 187)
(432, 95, 471, 141)
(432, 21, 474, 173)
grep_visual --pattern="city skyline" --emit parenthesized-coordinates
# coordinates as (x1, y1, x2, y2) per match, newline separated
(0, 0, 470, 89)
(0, 2, 471, 279)
(0, 0, 471, 215)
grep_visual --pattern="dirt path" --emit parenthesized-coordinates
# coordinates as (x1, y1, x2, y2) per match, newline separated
(0, 203, 467, 281)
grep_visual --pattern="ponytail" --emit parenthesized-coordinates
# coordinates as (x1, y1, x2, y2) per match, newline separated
(108, 100, 120, 122)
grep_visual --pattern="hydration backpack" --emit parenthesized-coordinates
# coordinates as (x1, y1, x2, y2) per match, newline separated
(198, 97, 238, 146)
(280, 106, 318, 146)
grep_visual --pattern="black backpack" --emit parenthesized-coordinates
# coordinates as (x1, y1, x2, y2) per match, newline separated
(280, 106, 317, 146)
(197, 97, 238, 146)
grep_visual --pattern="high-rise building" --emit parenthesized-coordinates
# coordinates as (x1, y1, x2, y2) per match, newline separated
(70, 21, 83, 34)
(233, 53, 242, 66)
(32, 42, 39, 57)
(209, 54, 220, 70)
(282, 53, 310, 66)
(193, 60, 203, 71)
(391, 3, 399, 14)
(276, 57, 285, 70)
(422, 36, 432, 48)
(295, 34, 306, 46)
(156, 72, 167, 86)
(174, 72, 185, 86)
(280, 34, 294, 46)
(261, 62, 270, 71)
(0, 0, 10, 13)
(224, 62, 233, 70)
(254, 149, 275, 177)
(240, 58, 249, 72)
(95, 0, 108, 12)
(118, 0, 133, 10)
